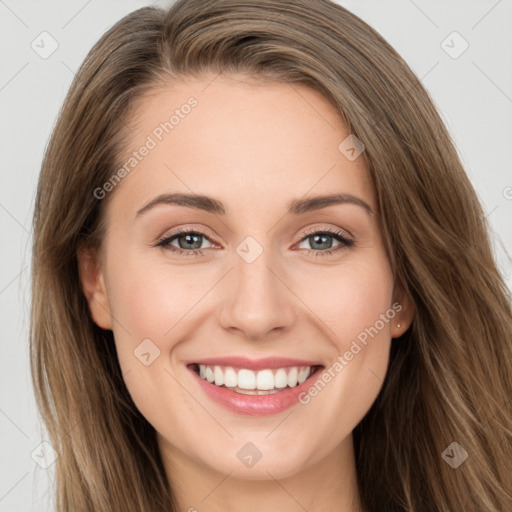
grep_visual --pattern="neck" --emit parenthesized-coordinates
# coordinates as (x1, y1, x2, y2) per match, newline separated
(158, 432, 363, 512)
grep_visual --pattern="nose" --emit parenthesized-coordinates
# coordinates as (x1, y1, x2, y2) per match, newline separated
(217, 247, 297, 341)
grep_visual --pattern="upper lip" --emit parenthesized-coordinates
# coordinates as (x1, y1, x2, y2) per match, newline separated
(187, 356, 323, 371)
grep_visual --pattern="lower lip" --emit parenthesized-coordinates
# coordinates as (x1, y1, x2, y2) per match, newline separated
(188, 366, 323, 416)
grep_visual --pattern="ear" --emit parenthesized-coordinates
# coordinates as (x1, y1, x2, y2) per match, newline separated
(77, 244, 113, 330)
(390, 282, 415, 339)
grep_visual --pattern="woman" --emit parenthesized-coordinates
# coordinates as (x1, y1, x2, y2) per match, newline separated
(30, 0, 512, 510)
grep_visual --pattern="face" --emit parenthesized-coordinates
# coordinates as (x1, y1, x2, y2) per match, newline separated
(79, 73, 413, 482)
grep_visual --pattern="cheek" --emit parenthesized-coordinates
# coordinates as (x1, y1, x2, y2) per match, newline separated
(293, 255, 394, 345)
(291, 255, 394, 422)
(106, 252, 203, 346)
(103, 254, 204, 430)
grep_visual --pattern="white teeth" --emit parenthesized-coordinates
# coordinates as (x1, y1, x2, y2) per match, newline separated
(196, 364, 315, 392)
(287, 367, 298, 387)
(298, 367, 310, 384)
(274, 368, 288, 389)
(233, 387, 280, 396)
(205, 366, 214, 383)
(214, 366, 224, 386)
(256, 369, 274, 390)
(224, 367, 237, 388)
(237, 369, 256, 390)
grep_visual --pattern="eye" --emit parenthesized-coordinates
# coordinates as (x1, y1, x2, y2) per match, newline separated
(296, 228, 353, 257)
(156, 229, 215, 256)
(155, 227, 354, 258)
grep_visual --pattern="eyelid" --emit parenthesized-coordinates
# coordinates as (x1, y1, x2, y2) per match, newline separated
(298, 224, 353, 241)
(154, 222, 356, 264)
(156, 225, 352, 246)
(294, 226, 354, 253)
(156, 225, 218, 245)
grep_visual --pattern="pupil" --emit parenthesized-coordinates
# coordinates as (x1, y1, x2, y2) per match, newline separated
(180, 234, 202, 250)
(176, 234, 334, 251)
(311, 234, 332, 250)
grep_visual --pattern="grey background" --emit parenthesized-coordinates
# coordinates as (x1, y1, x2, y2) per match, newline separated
(1, 0, 511, 510)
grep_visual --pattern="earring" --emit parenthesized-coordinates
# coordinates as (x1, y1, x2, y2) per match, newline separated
(397, 323, 401, 328)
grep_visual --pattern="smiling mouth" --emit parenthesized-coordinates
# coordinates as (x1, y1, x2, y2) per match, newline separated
(188, 363, 324, 395)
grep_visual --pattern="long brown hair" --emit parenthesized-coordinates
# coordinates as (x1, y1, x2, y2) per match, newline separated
(30, 0, 512, 510)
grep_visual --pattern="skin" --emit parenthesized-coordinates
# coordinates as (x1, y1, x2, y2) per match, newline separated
(79, 73, 414, 512)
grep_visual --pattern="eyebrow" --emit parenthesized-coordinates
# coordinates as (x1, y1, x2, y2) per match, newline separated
(135, 192, 374, 217)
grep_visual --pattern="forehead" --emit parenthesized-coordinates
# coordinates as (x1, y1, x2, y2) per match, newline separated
(109, 73, 375, 217)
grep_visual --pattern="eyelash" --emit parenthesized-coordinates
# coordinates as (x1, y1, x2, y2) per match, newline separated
(155, 227, 354, 258)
